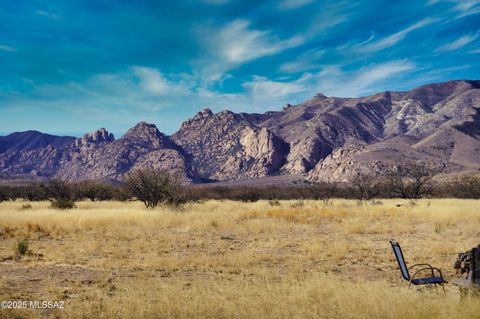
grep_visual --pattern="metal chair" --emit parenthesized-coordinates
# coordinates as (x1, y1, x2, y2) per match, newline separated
(389, 240, 446, 292)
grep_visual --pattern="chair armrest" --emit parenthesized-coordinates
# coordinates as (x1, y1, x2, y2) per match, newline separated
(408, 263, 433, 270)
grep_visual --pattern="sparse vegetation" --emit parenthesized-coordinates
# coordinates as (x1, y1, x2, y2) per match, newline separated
(20, 204, 32, 210)
(15, 239, 28, 256)
(312, 182, 339, 206)
(449, 175, 480, 199)
(0, 199, 479, 318)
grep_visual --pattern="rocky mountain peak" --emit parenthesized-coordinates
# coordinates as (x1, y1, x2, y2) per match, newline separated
(195, 108, 214, 119)
(124, 121, 160, 138)
(180, 108, 214, 129)
(75, 128, 114, 147)
(314, 93, 327, 99)
(121, 122, 173, 149)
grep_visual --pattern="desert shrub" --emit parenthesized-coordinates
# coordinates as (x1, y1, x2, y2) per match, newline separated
(16, 239, 29, 256)
(269, 200, 281, 206)
(232, 187, 261, 202)
(311, 182, 339, 205)
(42, 179, 76, 209)
(290, 200, 304, 208)
(77, 181, 116, 201)
(21, 184, 46, 201)
(124, 169, 187, 208)
(448, 175, 480, 198)
(0, 186, 12, 202)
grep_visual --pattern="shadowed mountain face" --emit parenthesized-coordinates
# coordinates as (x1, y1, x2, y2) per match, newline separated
(0, 131, 75, 153)
(1, 80, 480, 183)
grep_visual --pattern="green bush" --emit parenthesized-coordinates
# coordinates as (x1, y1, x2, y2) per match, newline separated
(42, 179, 76, 209)
(124, 169, 187, 208)
(16, 239, 29, 256)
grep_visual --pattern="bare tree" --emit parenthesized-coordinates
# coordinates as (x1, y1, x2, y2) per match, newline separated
(351, 171, 380, 202)
(124, 169, 187, 208)
(312, 181, 338, 206)
(385, 161, 438, 199)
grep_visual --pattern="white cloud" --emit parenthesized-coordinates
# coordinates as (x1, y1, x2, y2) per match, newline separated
(428, 0, 480, 20)
(313, 60, 416, 97)
(350, 18, 435, 53)
(36, 10, 61, 20)
(198, 0, 231, 4)
(436, 31, 480, 52)
(279, 48, 325, 73)
(279, 0, 314, 10)
(449, 0, 480, 17)
(243, 74, 310, 97)
(212, 19, 304, 64)
(241, 60, 416, 109)
(131, 66, 191, 96)
(0, 44, 16, 52)
(195, 19, 305, 81)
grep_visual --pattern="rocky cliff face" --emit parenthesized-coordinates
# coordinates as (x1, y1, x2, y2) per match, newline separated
(74, 128, 114, 147)
(172, 108, 288, 181)
(1, 80, 480, 183)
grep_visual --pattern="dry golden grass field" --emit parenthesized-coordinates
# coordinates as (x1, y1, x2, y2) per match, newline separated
(0, 199, 479, 319)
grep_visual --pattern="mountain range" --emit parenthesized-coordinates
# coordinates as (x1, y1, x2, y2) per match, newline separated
(1, 79, 480, 184)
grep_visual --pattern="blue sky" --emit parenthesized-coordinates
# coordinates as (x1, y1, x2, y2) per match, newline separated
(1, 0, 479, 137)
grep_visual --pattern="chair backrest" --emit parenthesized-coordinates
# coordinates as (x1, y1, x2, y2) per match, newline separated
(390, 240, 410, 281)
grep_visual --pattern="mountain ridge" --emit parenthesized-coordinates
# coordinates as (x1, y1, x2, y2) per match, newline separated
(1, 79, 479, 183)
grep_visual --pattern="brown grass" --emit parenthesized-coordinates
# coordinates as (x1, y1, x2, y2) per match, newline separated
(0, 199, 479, 318)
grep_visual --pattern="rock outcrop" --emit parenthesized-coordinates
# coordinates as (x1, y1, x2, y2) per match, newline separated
(172, 108, 288, 181)
(74, 128, 114, 147)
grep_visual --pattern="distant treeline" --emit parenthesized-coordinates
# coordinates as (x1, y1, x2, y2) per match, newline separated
(1, 171, 480, 208)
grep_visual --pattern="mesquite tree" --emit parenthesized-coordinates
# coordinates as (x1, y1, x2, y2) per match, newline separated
(124, 169, 186, 208)
(385, 162, 438, 199)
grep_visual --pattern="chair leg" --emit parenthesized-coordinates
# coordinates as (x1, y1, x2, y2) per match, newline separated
(441, 284, 446, 295)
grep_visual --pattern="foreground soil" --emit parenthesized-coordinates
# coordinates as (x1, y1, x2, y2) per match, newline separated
(0, 199, 479, 319)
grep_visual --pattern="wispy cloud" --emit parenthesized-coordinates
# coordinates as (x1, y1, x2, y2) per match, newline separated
(279, 48, 325, 73)
(208, 19, 303, 64)
(0, 44, 16, 52)
(348, 18, 435, 53)
(131, 66, 191, 96)
(195, 19, 305, 81)
(198, 0, 232, 4)
(243, 74, 310, 97)
(36, 10, 61, 20)
(279, 0, 314, 10)
(314, 60, 417, 97)
(428, 0, 480, 20)
(436, 31, 479, 52)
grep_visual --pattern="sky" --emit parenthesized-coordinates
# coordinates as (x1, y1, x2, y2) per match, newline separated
(0, 0, 479, 137)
